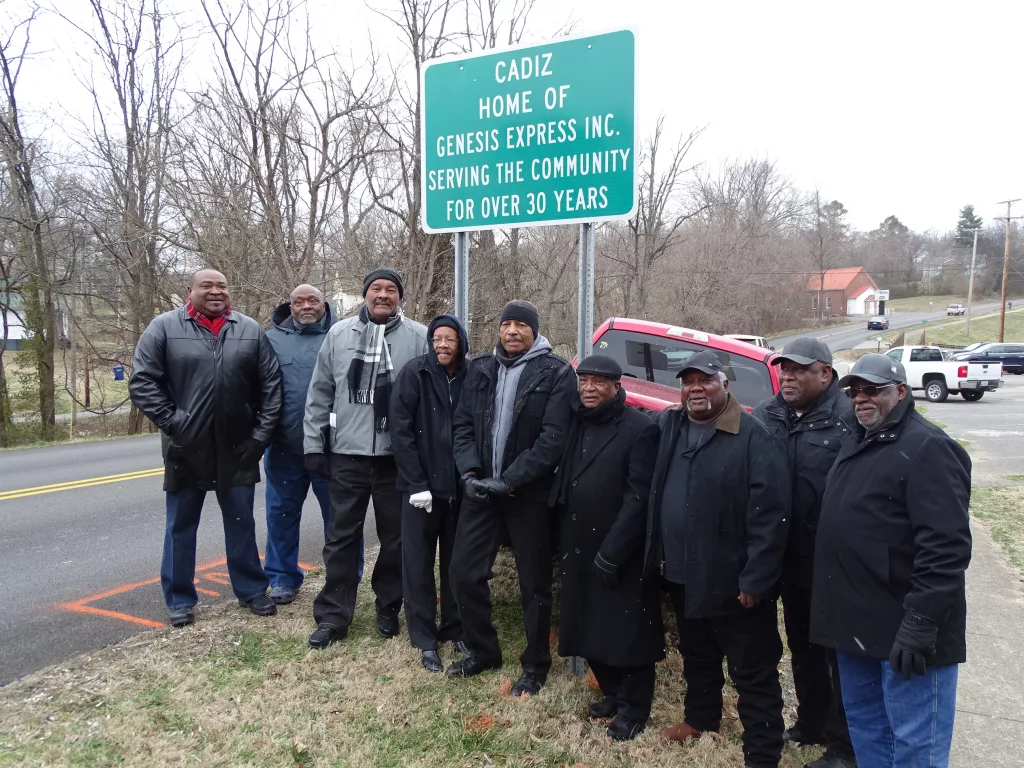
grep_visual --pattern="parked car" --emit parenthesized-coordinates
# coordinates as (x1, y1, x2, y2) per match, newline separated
(724, 334, 775, 350)
(949, 342, 1024, 375)
(946, 304, 966, 316)
(885, 345, 1003, 402)
(581, 318, 781, 412)
(867, 316, 889, 330)
(950, 341, 991, 356)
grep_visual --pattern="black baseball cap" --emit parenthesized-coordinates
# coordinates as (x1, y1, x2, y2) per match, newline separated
(676, 349, 723, 377)
(773, 337, 833, 367)
(576, 354, 622, 380)
(838, 353, 907, 387)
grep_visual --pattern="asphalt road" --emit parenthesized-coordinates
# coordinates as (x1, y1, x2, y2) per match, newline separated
(770, 302, 1003, 353)
(0, 436, 372, 686)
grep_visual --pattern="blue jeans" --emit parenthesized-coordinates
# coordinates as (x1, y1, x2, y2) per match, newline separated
(264, 446, 362, 589)
(162, 484, 268, 610)
(837, 651, 958, 768)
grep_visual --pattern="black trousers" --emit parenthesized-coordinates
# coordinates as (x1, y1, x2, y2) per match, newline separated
(313, 454, 402, 628)
(666, 583, 785, 768)
(449, 496, 553, 675)
(781, 582, 854, 757)
(402, 494, 462, 651)
(589, 660, 656, 722)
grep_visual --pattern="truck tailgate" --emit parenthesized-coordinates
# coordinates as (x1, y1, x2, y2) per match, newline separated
(966, 361, 1003, 385)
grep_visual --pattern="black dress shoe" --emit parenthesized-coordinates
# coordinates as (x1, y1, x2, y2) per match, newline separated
(168, 607, 195, 627)
(308, 623, 347, 649)
(377, 611, 400, 639)
(240, 594, 277, 616)
(806, 753, 858, 768)
(510, 671, 545, 696)
(452, 640, 470, 656)
(421, 650, 443, 673)
(587, 695, 618, 719)
(607, 715, 646, 741)
(784, 724, 826, 747)
(445, 656, 502, 677)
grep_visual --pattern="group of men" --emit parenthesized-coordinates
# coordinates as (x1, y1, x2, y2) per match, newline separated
(130, 267, 972, 768)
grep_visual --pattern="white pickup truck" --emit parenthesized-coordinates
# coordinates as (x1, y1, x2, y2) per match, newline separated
(885, 345, 1003, 402)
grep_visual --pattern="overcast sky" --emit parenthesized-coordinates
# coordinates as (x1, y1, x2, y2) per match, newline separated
(18, 0, 1024, 235)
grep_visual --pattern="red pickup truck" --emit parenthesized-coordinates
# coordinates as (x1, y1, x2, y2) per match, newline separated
(581, 317, 782, 411)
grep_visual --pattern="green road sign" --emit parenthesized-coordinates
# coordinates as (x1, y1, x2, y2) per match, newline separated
(420, 29, 637, 233)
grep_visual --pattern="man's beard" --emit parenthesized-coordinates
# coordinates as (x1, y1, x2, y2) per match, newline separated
(296, 315, 318, 326)
(686, 398, 712, 414)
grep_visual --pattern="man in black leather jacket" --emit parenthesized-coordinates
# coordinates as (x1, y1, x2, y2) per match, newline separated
(130, 269, 282, 627)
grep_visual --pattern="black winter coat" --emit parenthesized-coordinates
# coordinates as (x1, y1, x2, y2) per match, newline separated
(643, 396, 790, 618)
(390, 315, 469, 501)
(550, 391, 664, 665)
(129, 307, 282, 492)
(453, 347, 577, 502)
(810, 397, 972, 666)
(751, 379, 854, 587)
(265, 302, 335, 455)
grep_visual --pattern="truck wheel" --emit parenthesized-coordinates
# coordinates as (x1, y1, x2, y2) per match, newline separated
(961, 391, 984, 401)
(925, 379, 949, 403)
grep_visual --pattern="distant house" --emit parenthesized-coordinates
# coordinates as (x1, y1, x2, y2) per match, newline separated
(1, 285, 27, 352)
(807, 266, 880, 317)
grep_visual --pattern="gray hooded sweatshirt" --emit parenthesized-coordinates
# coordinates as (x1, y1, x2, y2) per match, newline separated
(490, 335, 553, 477)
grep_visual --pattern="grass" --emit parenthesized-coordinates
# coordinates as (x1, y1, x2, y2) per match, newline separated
(0, 414, 152, 451)
(1007, 475, 1024, 482)
(0, 552, 815, 768)
(884, 307, 1024, 348)
(3, 349, 130, 418)
(971, 486, 1024, 578)
(884, 294, 965, 313)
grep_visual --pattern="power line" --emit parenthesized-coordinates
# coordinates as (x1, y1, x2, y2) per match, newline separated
(996, 199, 1023, 342)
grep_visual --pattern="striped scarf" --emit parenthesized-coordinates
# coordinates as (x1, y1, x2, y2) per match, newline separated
(347, 305, 403, 432)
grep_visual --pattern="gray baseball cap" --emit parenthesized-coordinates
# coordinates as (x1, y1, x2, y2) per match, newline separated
(773, 337, 833, 367)
(838, 353, 907, 387)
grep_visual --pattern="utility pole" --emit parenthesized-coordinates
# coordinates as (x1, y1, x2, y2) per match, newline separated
(996, 199, 1022, 342)
(965, 228, 980, 336)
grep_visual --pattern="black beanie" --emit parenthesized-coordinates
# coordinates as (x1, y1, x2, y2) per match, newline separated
(576, 354, 622, 380)
(362, 268, 404, 299)
(499, 299, 539, 337)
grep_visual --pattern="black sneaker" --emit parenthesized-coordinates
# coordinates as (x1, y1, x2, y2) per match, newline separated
(587, 695, 617, 719)
(452, 639, 470, 656)
(308, 623, 347, 649)
(783, 724, 826, 747)
(445, 656, 502, 677)
(510, 671, 545, 697)
(168, 607, 194, 627)
(267, 585, 295, 605)
(607, 715, 646, 741)
(377, 611, 400, 639)
(421, 650, 443, 673)
(240, 594, 277, 616)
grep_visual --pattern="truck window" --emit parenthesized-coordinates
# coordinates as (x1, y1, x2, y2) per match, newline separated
(887, 349, 903, 362)
(592, 328, 774, 407)
(909, 348, 942, 362)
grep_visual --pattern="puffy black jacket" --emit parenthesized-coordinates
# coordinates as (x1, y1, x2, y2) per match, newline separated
(129, 307, 282, 492)
(643, 396, 790, 618)
(265, 302, 335, 454)
(452, 344, 576, 502)
(390, 315, 469, 500)
(751, 379, 854, 587)
(810, 396, 972, 666)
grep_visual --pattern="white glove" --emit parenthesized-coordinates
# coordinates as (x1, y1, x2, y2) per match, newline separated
(409, 491, 433, 513)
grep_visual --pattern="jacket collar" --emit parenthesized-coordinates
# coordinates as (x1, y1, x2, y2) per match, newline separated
(853, 394, 915, 444)
(713, 394, 743, 435)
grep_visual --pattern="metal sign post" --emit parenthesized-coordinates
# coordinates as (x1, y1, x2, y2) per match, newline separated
(454, 231, 469, 323)
(576, 222, 595, 359)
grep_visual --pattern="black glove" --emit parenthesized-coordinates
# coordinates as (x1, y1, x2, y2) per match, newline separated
(470, 477, 511, 498)
(461, 471, 487, 502)
(233, 438, 264, 468)
(592, 552, 620, 588)
(304, 453, 330, 478)
(889, 610, 938, 679)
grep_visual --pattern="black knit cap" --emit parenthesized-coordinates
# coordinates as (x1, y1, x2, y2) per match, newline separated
(576, 354, 622, 380)
(362, 268, 404, 299)
(499, 299, 539, 336)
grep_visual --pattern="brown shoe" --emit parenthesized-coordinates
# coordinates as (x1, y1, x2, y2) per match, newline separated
(659, 720, 703, 743)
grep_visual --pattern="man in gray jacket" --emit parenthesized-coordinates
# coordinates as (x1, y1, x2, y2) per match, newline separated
(304, 268, 428, 648)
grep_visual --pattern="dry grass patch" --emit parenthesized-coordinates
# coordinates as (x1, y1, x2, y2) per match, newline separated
(971, 485, 1024, 578)
(0, 552, 815, 767)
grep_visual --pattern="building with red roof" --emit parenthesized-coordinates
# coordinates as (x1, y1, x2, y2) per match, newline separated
(806, 266, 879, 317)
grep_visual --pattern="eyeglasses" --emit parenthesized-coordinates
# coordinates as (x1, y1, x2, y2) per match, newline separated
(430, 336, 458, 348)
(843, 383, 897, 398)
